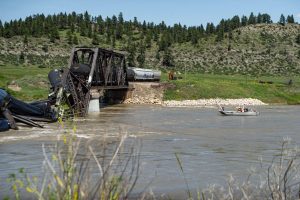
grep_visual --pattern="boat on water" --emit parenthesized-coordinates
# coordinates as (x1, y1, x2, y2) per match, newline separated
(218, 106, 259, 116)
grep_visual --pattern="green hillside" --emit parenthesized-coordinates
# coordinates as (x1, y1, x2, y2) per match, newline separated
(0, 12, 299, 75)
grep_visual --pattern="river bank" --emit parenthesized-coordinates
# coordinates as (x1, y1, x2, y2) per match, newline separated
(124, 96, 267, 107)
(123, 82, 267, 106)
(163, 98, 267, 107)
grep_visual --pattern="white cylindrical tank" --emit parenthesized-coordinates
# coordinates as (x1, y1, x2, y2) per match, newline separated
(153, 70, 161, 81)
(127, 67, 161, 81)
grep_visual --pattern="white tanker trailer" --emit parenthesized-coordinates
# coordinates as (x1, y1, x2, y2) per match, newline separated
(126, 67, 161, 81)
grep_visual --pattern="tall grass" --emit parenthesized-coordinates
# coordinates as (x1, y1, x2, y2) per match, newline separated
(6, 119, 142, 200)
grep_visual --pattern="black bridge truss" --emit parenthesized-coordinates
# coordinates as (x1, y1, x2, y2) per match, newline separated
(57, 47, 128, 117)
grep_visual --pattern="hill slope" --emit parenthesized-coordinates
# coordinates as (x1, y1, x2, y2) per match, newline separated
(0, 24, 300, 76)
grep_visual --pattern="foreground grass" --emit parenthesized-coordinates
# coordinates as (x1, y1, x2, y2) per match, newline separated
(6, 121, 141, 200)
(163, 73, 300, 104)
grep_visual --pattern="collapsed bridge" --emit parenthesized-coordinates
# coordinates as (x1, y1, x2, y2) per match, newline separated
(49, 47, 129, 117)
(0, 47, 162, 131)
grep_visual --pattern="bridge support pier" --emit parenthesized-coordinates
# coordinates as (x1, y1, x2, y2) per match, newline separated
(88, 98, 100, 113)
(88, 89, 102, 113)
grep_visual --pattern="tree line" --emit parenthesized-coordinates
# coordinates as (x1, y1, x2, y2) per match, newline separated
(0, 12, 297, 67)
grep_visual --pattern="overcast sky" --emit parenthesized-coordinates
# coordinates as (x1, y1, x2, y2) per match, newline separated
(0, 0, 299, 26)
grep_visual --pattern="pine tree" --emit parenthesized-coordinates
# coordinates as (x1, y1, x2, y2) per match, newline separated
(73, 35, 79, 45)
(70, 23, 75, 33)
(49, 33, 55, 43)
(23, 34, 28, 46)
(111, 31, 116, 47)
(126, 38, 136, 67)
(231, 15, 240, 29)
(118, 12, 124, 24)
(162, 48, 174, 67)
(116, 24, 123, 39)
(80, 22, 86, 36)
(153, 32, 159, 42)
(241, 16, 248, 26)
(112, 15, 117, 27)
(67, 30, 73, 44)
(3, 22, 13, 38)
(127, 52, 135, 67)
(215, 29, 224, 42)
(142, 20, 147, 34)
(0, 20, 3, 37)
(106, 30, 111, 44)
(159, 32, 172, 51)
(296, 34, 300, 45)
(205, 23, 215, 35)
(42, 45, 48, 52)
(228, 31, 233, 40)
(87, 25, 93, 38)
(262, 14, 272, 23)
(215, 20, 225, 42)
(248, 12, 256, 25)
(19, 51, 25, 63)
(145, 33, 152, 48)
(49, 27, 59, 43)
(137, 42, 146, 67)
(97, 16, 105, 35)
(155, 50, 160, 61)
(286, 15, 295, 23)
(227, 44, 232, 51)
(133, 17, 139, 27)
(53, 27, 60, 39)
(279, 14, 286, 25)
(257, 13, 262, 24)
(92, 33, 99, 45)
(84, 11, 91, 23)
(191, 32, 198, 46)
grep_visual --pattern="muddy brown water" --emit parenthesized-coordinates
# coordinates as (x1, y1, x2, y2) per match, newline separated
(0, 105, 300, 198)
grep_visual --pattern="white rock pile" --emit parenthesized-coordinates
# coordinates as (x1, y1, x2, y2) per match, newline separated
(163, 98, 267, 107)
(123, 96, 162, 105)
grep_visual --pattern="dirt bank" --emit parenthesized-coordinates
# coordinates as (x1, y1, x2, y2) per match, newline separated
(123, 82, 164, 104)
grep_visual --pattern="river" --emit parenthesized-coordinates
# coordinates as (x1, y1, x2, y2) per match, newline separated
(0, 105, 299, 198)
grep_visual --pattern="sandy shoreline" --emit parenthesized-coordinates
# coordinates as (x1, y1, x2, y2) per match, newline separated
(123, 83, 267, 107)
(163, 98, 267, 107)
(124, 97, 267, 107)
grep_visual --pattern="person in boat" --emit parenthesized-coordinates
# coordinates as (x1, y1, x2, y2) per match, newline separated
(0, 89, 57, 131)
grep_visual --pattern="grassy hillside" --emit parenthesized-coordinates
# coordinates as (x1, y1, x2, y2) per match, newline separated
(0, 23, 300, 75)
(173, 24, 300, 75)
